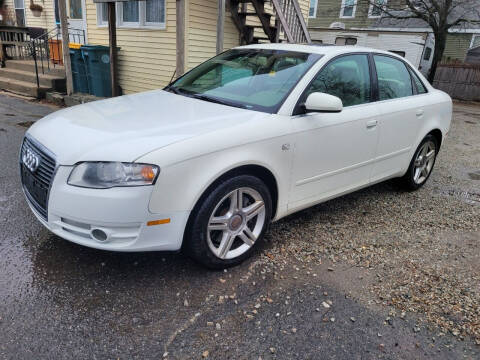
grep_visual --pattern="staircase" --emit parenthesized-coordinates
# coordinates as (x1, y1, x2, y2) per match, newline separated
(0, 60, 65, 98)
(228, 0, 311, 45)
(0, 26, 84, 98)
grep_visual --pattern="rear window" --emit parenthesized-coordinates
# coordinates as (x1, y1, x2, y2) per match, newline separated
(410, 70, 428, 94)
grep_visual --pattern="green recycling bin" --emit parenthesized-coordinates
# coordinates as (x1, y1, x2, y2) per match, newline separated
(69, 47, 89, 94)
(81, 45, 112, 97)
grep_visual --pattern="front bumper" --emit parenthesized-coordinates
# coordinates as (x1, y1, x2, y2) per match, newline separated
(24, 166, 190, 252)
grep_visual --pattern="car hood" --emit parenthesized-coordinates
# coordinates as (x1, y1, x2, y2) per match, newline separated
(27, 90, 267, 165)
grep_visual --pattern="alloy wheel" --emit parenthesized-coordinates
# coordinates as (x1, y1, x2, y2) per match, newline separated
(207, 187, 266, 260)
(413, 140, 436, 185)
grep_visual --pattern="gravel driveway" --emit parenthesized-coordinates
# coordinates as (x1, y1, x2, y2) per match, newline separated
(0, 94, 479, 359)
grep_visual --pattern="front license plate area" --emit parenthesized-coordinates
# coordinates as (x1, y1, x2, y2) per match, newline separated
(21, 164, 48, 209)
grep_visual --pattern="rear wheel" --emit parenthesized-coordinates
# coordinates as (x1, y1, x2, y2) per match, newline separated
(400, 134, 438, 191)
(185, 175, 272, 269)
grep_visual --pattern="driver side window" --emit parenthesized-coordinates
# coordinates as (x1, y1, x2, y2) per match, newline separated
(303, 54, 372, 107)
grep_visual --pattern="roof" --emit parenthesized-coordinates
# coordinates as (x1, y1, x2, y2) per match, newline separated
(236, 43, 398, 57)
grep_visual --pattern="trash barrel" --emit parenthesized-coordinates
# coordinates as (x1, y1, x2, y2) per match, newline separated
(69, 43, 89, 94)
(81, 45, 113, 97)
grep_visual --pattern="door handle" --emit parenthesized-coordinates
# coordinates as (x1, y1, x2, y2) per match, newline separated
(366, 120, 377, 129)
(416, 109, 424, 117)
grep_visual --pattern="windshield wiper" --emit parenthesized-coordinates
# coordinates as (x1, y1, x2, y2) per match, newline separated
(192, 94, 247, 109)
(165, 86, 181, 95)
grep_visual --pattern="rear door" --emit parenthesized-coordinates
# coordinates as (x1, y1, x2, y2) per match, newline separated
(370, 54, 423, 182)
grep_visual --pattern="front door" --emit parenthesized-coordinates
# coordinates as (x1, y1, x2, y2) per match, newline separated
(289, 54, 379, 212)
(67, 0, 87, 43)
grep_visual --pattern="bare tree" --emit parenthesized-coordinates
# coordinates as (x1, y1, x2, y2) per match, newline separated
(369, 0, 480, 82)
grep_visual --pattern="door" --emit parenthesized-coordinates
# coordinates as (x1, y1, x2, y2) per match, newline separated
(289, 54, 379, 212)
(67, 0, 87, 43)
(370, 54, 422, 182)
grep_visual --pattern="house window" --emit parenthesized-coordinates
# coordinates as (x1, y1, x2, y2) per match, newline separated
(122, 1, 139, 24)
(97, 0, 166, 28)
(145, 0, 165, 24)
(14, 0, 26, 27)
(70, 0, 83, 20)
(340, 0, 357, 18)
(309, 0, 318, 18)
(335, 37, 357, 45)
(100, 3, 108, 25)
(54, 0, 60, 24)
(423, 47, 432, 60)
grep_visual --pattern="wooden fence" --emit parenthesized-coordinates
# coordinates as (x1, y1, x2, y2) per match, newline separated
(433, 63, 480, 102)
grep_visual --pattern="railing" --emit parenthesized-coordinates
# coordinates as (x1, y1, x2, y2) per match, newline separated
(0, 25, 85, 88)
(271, 0, 311, 44)
(31, 26, 85, 76)
(0, 26, 31, 59)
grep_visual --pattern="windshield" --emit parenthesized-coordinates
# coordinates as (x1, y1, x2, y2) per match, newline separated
(166, 49, 322, 113)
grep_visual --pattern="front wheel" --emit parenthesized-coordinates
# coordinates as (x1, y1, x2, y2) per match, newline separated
(185, 175, 272, 269)
(400, 134, 438, 191)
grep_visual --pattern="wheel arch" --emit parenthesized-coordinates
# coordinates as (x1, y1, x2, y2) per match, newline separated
(427, 128, 443, 151)
(401, 127, 445, 178)
(182, 164, 279, 249)
(192, 164, 278, 219)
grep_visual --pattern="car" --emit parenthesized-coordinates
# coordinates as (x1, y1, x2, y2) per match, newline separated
(20, 44, 452, 268)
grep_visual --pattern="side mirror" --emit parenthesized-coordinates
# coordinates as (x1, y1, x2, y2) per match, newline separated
(304, 92, 343, 113)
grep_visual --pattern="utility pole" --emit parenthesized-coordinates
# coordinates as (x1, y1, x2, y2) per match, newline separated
(58, 0, 73, 95)
(108, 2, 118, 97)
(216, 0, 225, 54)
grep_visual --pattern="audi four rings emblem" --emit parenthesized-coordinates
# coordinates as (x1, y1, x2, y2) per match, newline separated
(22, 147, 40, 173)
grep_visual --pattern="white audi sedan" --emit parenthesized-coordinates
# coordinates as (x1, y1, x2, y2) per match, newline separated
(20, 44, 452, 268)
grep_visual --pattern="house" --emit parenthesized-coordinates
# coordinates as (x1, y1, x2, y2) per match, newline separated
(0, 0, 311, 98)
(307, 0, 480, 76)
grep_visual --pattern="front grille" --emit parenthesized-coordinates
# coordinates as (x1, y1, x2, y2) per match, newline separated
(20, 136, 56, 221)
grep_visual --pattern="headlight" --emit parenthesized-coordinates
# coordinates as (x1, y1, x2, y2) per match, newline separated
(68, 162, 160, 189)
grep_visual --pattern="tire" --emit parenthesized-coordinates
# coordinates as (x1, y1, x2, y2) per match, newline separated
(400, 134, 438, 191)
(185, 175, 272, 269)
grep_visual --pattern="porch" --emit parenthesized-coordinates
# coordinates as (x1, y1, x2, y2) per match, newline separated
(0, 0, 311, 98)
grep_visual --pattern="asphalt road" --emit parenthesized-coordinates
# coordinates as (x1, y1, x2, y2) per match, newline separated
(0, 94, 479, 359)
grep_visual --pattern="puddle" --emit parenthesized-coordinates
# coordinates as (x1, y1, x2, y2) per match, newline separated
(465, 120, 477, 125)
(469, 172, 480, 181)
(439, 189, 480, 204)
(0, 128, 6, 132)
(17, 121, 35, 128)
(4, 113, 15, 116)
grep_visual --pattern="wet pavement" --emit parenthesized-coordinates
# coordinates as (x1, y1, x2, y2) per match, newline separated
(0, 94, 479, 359)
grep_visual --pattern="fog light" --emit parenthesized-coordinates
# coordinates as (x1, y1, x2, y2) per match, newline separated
(91, 228, 108, 242)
